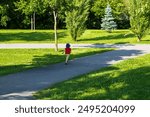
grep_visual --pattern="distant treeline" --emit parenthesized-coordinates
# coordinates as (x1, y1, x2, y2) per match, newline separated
(0, 0, 130, 29)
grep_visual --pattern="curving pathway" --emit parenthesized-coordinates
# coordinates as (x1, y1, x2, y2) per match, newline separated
(0, 44, 150, 100)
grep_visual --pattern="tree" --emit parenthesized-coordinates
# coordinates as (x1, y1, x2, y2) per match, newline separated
(124, 0, 150, 42)
(101, 4, 117, 32)
(15, 0, 43, 30)
(65, 0, 90, 41)
(91, 0, 129, 29)
(44, 0, 66, 51)
(0, 5, 9, 27)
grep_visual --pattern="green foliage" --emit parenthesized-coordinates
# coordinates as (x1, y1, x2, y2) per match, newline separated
(0, 0, 131, 29)
(91, 0, 106, 17)
(43, 0, 66, 18)
(125, 0, 150, 41)
(0, 5, 9, 26)
(91, 0, 129, 29)
(14, 0, 44, 29)
(15, 0, 44, 15)
(101, 4, 117, 32)
(0, 15, 9, 26)
(65, 0, 90, 41)
(0, 5, 5, 14)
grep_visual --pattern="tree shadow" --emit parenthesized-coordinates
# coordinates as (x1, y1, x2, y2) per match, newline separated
(34, 50, 149, 100)
(82, 43, 134, 48)
(31, 48, 114, 67)
(0, 48, 112, 77)
(0, 49, 148, 100)
(0, 53, 65, 99)
(58, 31, 68, 39)
(35, 65, 150, 100)
(0, 65, 31, 76)
(31, 54, 65, 66)
(78, 33, 135, 42)
(142, 40, 150, 42)
(111, 30, 130, 33)
(0, 31, 67, 42)
(0, 53, 65, 77)
(76, 66, 150, 100)
(114, 42, 129, 44)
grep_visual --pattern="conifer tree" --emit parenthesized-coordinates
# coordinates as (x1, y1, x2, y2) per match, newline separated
(101, 4, 117, 32)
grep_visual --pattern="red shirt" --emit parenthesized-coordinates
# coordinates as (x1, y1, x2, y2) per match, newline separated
(65, 48, 71, 54)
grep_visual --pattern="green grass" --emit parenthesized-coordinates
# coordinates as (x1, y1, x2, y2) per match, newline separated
(0, 48, 113, 76)
(34, 54, 150, 100)
(0, 29, 150, 44)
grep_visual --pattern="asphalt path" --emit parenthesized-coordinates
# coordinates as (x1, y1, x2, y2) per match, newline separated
(0, 44, 150, 100)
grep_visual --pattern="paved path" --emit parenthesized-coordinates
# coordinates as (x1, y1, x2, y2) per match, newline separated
(0, 43, 122, 49)
(0, 44, 150, 100)
(0, 43, 150, 49)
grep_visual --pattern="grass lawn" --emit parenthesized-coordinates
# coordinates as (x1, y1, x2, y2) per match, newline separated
(0, 48, 113, 76)
(34, 54, 150, 100)
(0, 29, 150, 44)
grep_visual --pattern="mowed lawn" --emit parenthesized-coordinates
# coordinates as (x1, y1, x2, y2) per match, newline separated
(34, 54, 150, 100)
(0, 48, 113, 76)
(0, 30, 150, 44)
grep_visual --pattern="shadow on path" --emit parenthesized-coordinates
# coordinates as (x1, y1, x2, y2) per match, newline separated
(39, 66, 150, 100)
(0, 49, 148, 99)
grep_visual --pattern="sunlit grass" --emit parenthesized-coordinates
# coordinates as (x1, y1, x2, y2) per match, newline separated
(34, 54, 150, 100)
(0, 29, 150, 44)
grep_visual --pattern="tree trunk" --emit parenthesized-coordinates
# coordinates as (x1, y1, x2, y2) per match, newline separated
(31, 15, 33, 30)
(31, 13, 35, 31)
(137, 36, 141, 42)
(53, 10, 58, 51)
(33, 12, 35, 31)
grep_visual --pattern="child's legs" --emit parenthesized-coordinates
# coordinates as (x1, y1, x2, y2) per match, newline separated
(65, 54, 70, 63)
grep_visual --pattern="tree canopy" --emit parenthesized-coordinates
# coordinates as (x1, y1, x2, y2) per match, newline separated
(66, 0, 90, 41)
(0, 0, 131, 29)
(0, 5, 9, 26)
(124, 0, 150, 41)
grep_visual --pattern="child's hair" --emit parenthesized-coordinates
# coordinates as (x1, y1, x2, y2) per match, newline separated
(66, 43, 70, 48)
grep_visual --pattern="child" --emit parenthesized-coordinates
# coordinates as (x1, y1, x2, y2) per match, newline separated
(65, 43, 71, 65)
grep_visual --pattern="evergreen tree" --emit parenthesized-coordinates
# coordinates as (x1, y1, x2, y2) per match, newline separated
(65, 0, 90, 41)
(91, 0, 129, 29)
(101, 4, 117, 32)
